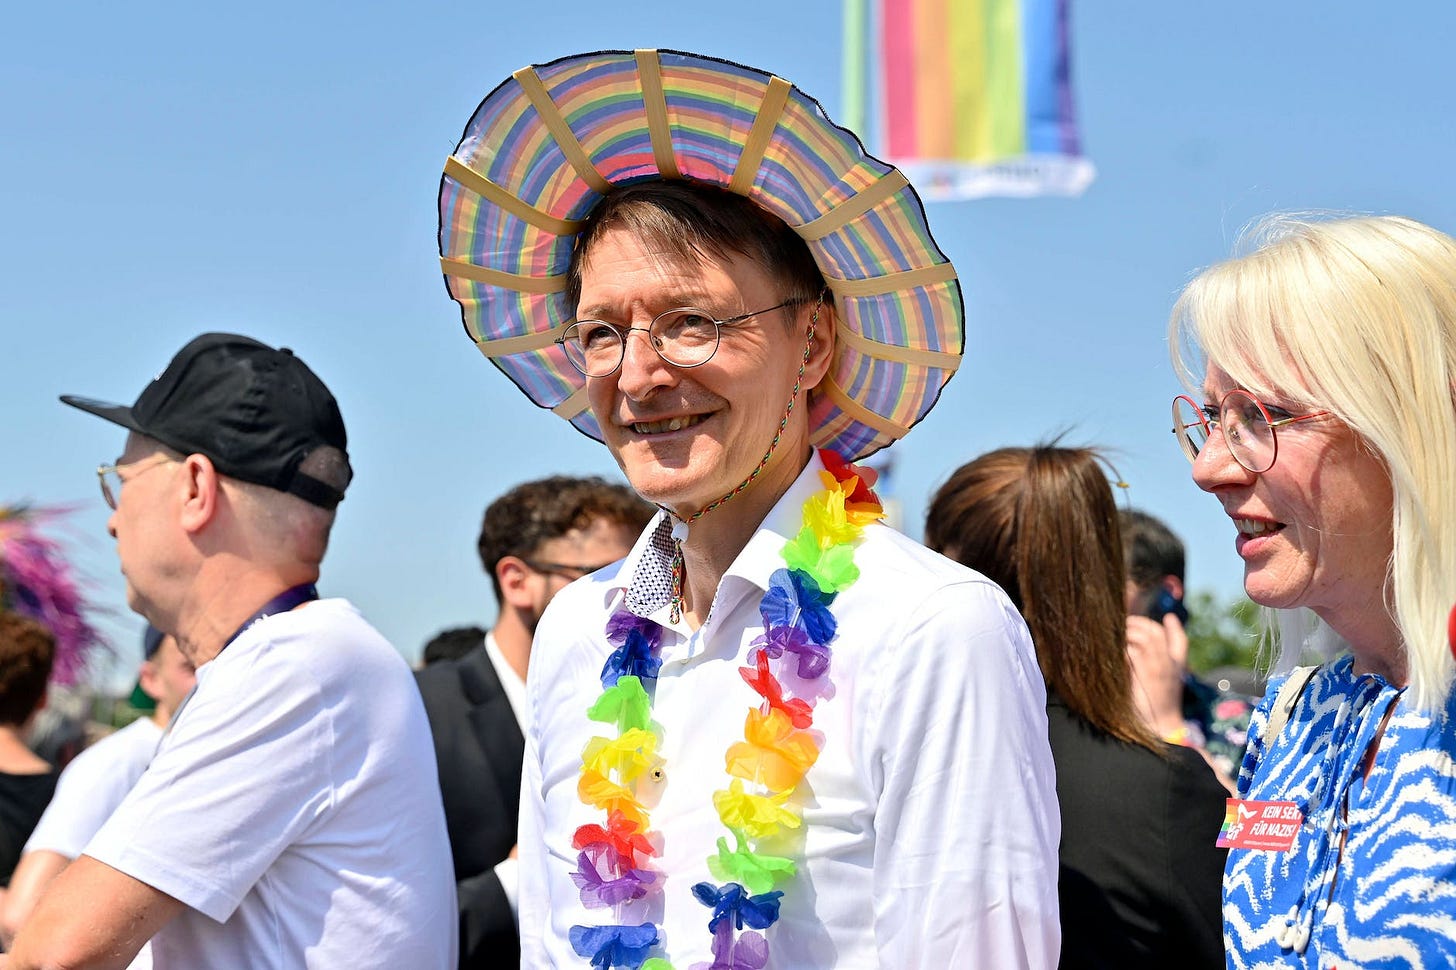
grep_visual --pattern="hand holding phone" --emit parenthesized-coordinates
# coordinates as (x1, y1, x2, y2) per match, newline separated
(1145, 589, 1189, 625)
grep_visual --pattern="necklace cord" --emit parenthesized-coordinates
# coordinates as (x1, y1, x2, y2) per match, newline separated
(666, 300, 822, 623)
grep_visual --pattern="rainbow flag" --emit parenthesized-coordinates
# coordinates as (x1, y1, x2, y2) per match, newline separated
(1216, 800, 1244, 848)
(843, 0, 1095, 200)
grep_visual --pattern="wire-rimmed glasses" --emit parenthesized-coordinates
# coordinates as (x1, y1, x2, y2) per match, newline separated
(96, 454, 176, 509)
(1172, 390, 1331, 474)
(555, 302, 795, 378)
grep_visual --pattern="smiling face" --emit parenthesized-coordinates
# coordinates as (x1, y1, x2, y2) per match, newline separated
(1191, 365, 1394, 626)
(576, 227, 830, 518)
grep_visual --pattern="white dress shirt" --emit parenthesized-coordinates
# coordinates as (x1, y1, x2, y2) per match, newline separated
(482, 630, 526, 914)
(518, 454, 1061, 968)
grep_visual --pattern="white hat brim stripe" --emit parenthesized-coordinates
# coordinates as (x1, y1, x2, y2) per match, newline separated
(636, 50, 681, 180)
(443, 156, 584, 236)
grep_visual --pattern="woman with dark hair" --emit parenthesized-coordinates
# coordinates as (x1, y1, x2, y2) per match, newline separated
(925, 444, 1228, 970)
(0, 611, 59, 888)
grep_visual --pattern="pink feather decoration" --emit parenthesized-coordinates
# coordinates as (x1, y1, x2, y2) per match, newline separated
(0, 505, 106, 685)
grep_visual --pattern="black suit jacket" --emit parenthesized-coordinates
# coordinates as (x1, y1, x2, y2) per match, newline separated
(416, 640, 525, 968)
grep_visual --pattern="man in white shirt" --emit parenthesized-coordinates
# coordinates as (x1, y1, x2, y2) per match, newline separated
(436, 49, 1061, 969)
(0, 625, 194, 963)
(5, 333, 456, 969)
(416, 476, 651, 967)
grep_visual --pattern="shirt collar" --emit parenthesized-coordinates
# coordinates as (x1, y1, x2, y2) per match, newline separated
(723, 452, 829, 593)
(482, 630, 528, 733)
(608, 452, 829, 618)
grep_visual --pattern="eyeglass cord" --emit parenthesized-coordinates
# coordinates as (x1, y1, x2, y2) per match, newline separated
(666, 301, 821, 624)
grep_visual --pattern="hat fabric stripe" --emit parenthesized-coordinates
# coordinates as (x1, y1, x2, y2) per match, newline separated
(635, 50, 681, 179)
(441, 257, 568, 294)
(829, 262, 959, 298)
(514, 67, 612, 194)
(820, 377, 911, 440)
(796, 171, 910, 241)
(835, 324, 962, 370)
(443, 156, 583, 236)
(728, 76, 792, 195)
(552, 384, 591, 418)
(439, 48, 964, 460)
(471, 322, 573, 358)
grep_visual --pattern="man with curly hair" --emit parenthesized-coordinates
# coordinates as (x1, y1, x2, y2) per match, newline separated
(416, 476, 651, 968)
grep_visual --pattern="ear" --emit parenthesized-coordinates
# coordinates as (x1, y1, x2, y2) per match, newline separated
(137, 659, 161, 703)
(496, 556, 537, 610)
(1163, 575, 1186, 600)
(178, 454, 221, 535)
(800, 297, 838, 393)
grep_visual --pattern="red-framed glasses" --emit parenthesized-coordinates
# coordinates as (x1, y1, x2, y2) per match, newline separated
(1172, 390, 1331, 474)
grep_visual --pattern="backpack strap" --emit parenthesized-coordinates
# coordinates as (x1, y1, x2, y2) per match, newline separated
(1263, 664, 1320, 743)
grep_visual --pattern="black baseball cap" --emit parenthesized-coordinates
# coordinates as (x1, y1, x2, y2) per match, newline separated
(61, 333, 350, 509)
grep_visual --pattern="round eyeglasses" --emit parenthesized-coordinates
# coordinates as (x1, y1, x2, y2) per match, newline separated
(96, 454, 177, 509)
(555, 302, 795, 378)
(1172, 391, 1331, 474)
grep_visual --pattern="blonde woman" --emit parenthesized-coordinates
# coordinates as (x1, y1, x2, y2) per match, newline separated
(1171, 214, 1456, 969)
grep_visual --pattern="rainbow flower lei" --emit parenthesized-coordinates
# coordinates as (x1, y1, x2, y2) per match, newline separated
(568, 450, 884, 970)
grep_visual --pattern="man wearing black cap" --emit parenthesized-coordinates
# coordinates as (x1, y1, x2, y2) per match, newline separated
(5, 334, 456, 969)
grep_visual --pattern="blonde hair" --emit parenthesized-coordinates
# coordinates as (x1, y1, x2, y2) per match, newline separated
(1170, 213, 1456, 711)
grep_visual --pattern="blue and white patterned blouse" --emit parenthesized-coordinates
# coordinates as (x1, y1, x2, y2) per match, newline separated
(1224, 655, 1456, 970)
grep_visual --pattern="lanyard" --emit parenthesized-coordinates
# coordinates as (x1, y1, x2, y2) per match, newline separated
(160, 583, 320, 744)
(221, 582, 320, 650)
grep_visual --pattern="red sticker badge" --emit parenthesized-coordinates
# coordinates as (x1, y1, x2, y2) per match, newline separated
(1447, 604, 1456, 663)
(1217, 799, 1302, 851)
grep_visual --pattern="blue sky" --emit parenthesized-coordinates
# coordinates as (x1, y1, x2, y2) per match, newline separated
(6, 2, 1454, 683)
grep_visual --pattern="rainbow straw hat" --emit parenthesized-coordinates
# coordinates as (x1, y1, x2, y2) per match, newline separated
(438, 48, 963, 460)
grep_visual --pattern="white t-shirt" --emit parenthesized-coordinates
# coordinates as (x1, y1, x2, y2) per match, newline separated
(85, 598, 457, 969)
(24, 715, 163, 970)
(25, 716, 161, 858)
(482, 631, 526, 914)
